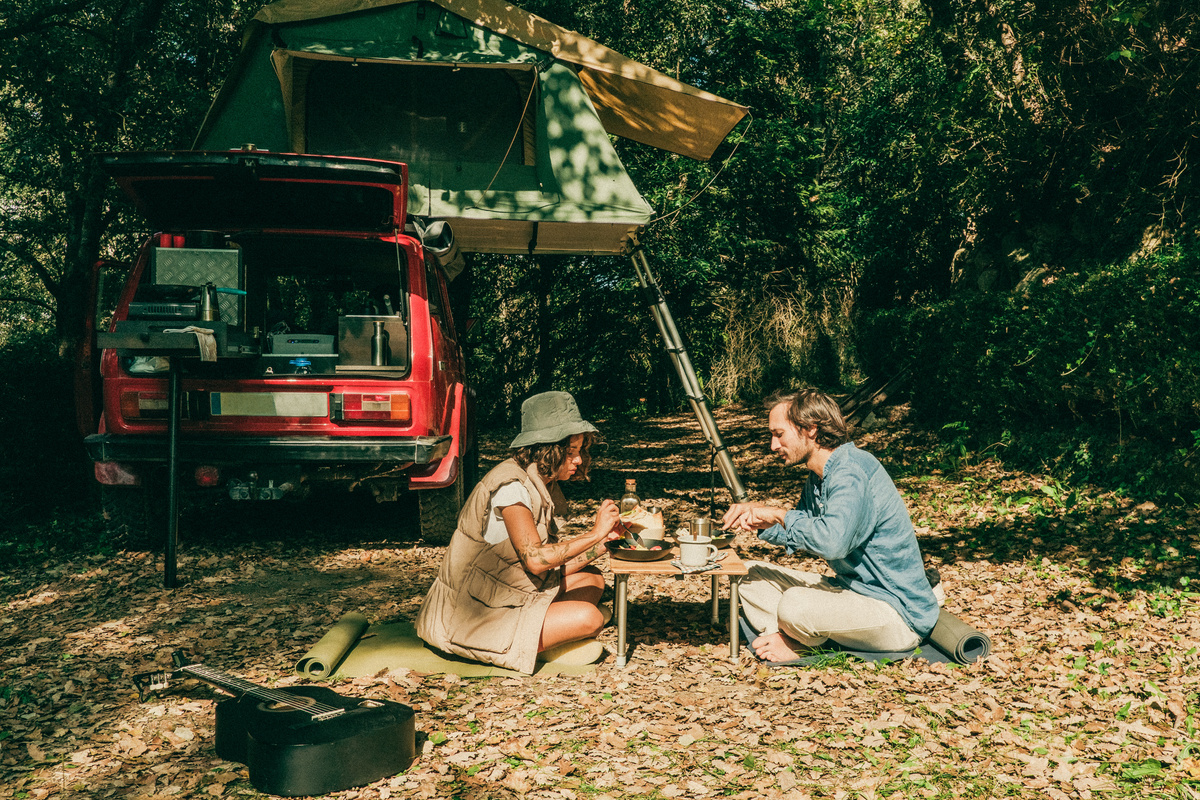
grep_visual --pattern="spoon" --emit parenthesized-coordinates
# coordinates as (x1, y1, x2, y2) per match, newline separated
(616, 518, 648, 549)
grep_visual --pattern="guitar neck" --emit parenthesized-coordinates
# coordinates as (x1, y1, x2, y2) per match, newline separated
(183, 664, 267, 698)
(181, 664, 345, 721)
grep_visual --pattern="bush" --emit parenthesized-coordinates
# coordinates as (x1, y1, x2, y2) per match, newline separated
(860, 243, 1200, 498)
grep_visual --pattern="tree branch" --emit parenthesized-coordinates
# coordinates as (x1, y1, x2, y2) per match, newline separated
(0, 239, 60, 297)
(0, 295, 55, 313)
(0, 0, 92, 39)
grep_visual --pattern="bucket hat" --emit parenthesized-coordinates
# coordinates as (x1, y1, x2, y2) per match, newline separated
(510, 391, 598, 448)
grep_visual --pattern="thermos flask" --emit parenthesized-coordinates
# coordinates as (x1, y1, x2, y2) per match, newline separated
(370, 320, 389, 366)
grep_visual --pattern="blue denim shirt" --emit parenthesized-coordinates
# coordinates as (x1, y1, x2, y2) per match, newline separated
(758, 442, 940, 638)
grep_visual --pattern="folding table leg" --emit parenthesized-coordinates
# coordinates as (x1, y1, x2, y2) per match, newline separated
(615, 574, 629, 667)
(710, 574, 720, 624)
(729, 576, 742, 662)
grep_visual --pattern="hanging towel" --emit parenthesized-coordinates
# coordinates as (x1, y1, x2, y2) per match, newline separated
(163, 326, 217, 361)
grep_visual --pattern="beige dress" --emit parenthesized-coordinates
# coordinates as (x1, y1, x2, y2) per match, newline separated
(416, 458, 563, 673)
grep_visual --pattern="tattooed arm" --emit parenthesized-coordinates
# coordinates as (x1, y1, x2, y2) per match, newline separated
(565, 541, 608, 574)
(502, 498, 620, 577)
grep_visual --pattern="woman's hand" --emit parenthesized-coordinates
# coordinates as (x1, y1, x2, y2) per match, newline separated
(565, 499, 622, 571)
(591, 498, 621, 541)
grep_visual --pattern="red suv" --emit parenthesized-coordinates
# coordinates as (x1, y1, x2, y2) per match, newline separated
(78, 150, 475, 559)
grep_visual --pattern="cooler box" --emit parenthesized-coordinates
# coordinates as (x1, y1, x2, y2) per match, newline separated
(259, 354, 339, 375)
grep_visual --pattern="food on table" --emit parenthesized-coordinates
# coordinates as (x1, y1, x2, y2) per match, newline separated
(611, 539, 664, 552)
(619, 505, 664, 534)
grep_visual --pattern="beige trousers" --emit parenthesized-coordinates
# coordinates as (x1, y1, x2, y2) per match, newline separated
(739, 561, 921, 652)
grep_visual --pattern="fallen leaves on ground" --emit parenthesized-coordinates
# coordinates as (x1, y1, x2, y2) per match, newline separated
(1, 404, 1197, 799)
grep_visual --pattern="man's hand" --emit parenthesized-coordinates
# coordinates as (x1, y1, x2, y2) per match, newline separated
(721, 502, 787, 532)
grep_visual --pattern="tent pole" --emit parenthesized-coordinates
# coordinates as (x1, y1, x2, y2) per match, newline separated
(631, 247, 748, 503)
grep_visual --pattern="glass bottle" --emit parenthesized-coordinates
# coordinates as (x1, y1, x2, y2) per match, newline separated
(619, 479, 641, 514)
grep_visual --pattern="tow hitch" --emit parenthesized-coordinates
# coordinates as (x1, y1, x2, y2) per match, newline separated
(227, 470, 306, 500)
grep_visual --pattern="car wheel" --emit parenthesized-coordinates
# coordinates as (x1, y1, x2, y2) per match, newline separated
(418, 464, 464, 546)
(101, 477, 167, 550)
(462, 442, 480, 494)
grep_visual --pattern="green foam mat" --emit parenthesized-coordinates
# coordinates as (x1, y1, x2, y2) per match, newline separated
(296, 612, 597, 679)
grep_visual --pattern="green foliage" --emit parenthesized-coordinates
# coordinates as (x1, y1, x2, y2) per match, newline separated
(862, 242, 1200, 497)
(463, 251, 696, 422)
(1, 0, 1197, 501)
(0, 0, 267, 348)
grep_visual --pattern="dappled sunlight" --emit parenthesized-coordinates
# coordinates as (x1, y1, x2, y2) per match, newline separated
(2, 405, 1198, 797)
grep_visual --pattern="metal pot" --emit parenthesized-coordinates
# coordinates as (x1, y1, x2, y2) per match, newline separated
(608, 538, 672, 562)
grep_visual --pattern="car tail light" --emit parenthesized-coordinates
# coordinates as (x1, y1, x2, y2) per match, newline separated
(331, 392, 412, 423)
(120, 391, 169, 419)
(194, 466, 221, 487)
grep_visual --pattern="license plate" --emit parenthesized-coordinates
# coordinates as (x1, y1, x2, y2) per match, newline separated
(210, 392, 328, 417)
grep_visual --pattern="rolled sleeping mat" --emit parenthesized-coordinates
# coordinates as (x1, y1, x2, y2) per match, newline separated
(294, 612, 370, 679)
(927, 609, 992, 664)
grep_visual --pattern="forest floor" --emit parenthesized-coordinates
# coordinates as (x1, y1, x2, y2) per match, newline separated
(1, 404, 1198, 800)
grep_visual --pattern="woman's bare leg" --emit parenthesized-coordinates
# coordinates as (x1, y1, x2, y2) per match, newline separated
(538, 567, 606, 650)
(539, 601, 604, 650)
(560, 566, 605, 604)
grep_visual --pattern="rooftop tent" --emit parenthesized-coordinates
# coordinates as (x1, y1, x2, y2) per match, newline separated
(193, 0, 749, 255)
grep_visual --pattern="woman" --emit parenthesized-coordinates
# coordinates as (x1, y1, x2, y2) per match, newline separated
(417, 391, 621, 673)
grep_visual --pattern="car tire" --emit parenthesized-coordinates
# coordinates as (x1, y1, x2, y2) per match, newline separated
(418, 463, 464, 546)
(101, 477, 167, 550)
(462, 441, 480, 495)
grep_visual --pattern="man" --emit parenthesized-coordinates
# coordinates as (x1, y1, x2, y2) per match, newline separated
(721, 388, 940, 662)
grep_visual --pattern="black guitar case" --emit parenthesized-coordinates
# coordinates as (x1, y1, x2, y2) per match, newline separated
(215, 685, 415, 796)
(136, 653, 415, 797)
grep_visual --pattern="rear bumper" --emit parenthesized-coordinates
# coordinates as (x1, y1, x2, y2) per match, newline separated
(84, 433, 452, 465)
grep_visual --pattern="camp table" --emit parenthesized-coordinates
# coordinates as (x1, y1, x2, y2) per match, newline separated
(609, 546, 749, 667)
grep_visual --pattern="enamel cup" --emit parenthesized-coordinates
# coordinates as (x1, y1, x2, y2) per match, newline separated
(679, 535, 718, 567)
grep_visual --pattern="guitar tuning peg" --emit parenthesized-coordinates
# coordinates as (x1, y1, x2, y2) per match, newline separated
(133, 670, 171, 702)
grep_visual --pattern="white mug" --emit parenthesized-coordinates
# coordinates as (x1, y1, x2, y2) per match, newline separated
(679, 536, 718, 567)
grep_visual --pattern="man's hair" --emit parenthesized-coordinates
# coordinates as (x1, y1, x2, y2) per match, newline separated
(765, 388, 849, 449)
(513, 431, 596, 481)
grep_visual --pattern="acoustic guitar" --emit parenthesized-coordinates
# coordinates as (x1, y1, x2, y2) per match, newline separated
(134, 651, 415, 796)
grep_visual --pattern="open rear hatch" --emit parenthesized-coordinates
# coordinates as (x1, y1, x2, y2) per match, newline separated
(100, 149, 408, 232)
(96, 150, 423, 437)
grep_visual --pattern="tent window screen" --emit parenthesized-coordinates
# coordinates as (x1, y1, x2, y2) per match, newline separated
(305, 62, 534, 166)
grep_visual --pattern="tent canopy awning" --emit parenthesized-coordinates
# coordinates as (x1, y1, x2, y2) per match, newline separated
(193, 0, 748, 254)
(248, 0, 748, 161)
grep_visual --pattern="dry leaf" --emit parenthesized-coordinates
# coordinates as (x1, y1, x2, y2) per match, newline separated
(5, 407, 1198, 800)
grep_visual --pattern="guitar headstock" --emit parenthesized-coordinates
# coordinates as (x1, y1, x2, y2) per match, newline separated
(132, 669, 174, 702)
(133, 651, 199, 701)
(171, 650, 198, 669)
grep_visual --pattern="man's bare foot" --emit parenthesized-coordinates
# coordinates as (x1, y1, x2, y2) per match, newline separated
(751, 631, 804, 662)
